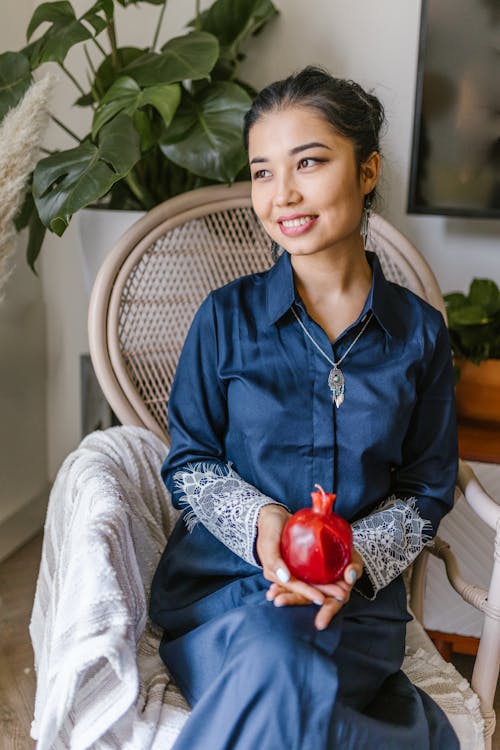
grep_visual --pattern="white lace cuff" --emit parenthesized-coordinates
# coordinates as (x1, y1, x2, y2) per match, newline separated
(352, 495, 432, 599)
(173, 462, 286, 566)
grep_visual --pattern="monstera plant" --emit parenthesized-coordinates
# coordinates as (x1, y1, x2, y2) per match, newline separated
(0, 0, 278, 269)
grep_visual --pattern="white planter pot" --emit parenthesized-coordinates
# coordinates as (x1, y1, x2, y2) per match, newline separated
(76, 208, 146, 297)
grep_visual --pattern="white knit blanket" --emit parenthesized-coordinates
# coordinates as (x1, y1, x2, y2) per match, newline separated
(29, 426, 190, 750)
(30, 426, 484, 749)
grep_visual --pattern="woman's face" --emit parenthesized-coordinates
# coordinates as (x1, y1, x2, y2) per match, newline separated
(248, 106, 379, 259)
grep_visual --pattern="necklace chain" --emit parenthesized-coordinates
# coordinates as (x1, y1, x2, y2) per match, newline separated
(290, 306, 373, 368)
(290, 305, 373, 408)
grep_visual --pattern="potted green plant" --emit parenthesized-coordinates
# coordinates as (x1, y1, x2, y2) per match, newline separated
(0, 0, 278, 272)
(444, 278, 500, 423)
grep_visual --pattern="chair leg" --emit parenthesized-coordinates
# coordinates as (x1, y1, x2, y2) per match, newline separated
(428, 633, 453, 662)
(482, 716, 494, 750)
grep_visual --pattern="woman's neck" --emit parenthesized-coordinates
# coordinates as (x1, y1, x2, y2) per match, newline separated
(292, 243, 371, 303)
(291, 244, 372, 341)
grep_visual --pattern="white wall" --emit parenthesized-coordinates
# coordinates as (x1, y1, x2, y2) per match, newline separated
(39, 0, 500, 477)
(0, 0, 49, 560)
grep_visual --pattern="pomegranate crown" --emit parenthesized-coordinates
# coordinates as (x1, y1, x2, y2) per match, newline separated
(311, 483, 336, 514)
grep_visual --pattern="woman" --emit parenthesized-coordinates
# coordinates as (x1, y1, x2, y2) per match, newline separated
(150, 67, 459, 749)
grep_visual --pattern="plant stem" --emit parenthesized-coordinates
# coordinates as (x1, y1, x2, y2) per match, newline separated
(92, 36, 107, 57)
(60, 63, 86, 96)
(151, 0, 168, 51)
(194, 0, 201, 30)
(84, 44, 97, 78)
(107, 18, 119, 70)
(50, 115, 80, 143)
(83, 45, 99, 107)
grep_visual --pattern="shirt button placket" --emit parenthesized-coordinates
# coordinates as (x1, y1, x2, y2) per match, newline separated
(308, 328, 335, 495)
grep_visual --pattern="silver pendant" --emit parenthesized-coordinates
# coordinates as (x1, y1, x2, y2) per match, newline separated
(328, 366, 345, 408)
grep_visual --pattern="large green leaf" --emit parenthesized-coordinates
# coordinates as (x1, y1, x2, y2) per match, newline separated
(126, 31, 219, 86)
(26, 207, 47, 273)
(193, 0, 278, 55)
(451, 325, 493, 362)
(27, 1, 94, 66)
(444, 291, 468, 310)
(468, 278, 500, 315)
(33, 114, 140, 235)
(447, 304, 490, 327)
(160, 82, 251, 182)
(0, 52, 32, 121)
(132, 110, 156, 151)
(92, 76, 180, 137)
(13, 189, 47, 272)
(75, 46, 145, 105)
(14, 185, 35, 232)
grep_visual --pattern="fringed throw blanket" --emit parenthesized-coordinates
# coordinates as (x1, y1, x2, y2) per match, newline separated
(29, 426, 189, 750)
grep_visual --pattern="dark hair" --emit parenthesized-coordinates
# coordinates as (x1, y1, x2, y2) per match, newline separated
(243, 66, 385, 202)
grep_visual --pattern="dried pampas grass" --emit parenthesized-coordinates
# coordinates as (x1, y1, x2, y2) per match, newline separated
(0, 74, 52, 299)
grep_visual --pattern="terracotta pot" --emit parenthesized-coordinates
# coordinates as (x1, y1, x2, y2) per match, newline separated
(455, 359, 500, 423)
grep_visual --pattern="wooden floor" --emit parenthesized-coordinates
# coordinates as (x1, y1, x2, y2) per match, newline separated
(1, 531, 499, 749)
(0, 534, 39, 750)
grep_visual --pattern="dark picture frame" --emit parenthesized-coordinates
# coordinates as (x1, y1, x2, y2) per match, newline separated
(407, 0, 500, 219)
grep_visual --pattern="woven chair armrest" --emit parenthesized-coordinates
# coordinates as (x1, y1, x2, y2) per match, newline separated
(427, 536, 488, 612)
(409, 463, 499, 622)
(427, 528, 500, 740)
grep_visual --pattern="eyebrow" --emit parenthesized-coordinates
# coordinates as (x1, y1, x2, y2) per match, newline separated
(250, 141, 332, 165)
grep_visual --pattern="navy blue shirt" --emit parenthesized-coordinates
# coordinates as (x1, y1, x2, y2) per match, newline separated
(162, 250, 457, 534)
(150, 249, 460, 746)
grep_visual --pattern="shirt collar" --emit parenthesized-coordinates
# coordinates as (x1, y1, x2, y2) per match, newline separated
(265, 250, 402, 339)
(265, 251, 297, 325)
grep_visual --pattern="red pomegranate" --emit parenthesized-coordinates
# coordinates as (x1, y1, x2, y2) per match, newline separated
(280, 484, 352, 585)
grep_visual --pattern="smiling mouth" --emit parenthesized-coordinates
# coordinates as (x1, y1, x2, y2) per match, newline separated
(277, 214, 318, 236)
(280, 215, 316, 228)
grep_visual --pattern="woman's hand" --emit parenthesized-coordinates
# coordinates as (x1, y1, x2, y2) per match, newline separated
(266, 549, 364, 629)
(256, 505, 364, 629)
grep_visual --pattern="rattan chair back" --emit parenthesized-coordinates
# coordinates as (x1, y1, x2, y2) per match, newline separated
(88, 182, 445, 443)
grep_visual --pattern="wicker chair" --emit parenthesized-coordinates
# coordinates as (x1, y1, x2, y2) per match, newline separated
(88, 182, 500, 749)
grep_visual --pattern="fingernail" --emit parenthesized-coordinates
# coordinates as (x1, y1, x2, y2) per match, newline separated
(314, 599, 323, 606)
(347, 569, 357, 584)
(334, 595, 345, 602)
(276, 567, 290, 584)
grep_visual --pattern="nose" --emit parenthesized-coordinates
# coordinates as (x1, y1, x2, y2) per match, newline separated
(273, 172, 301, 207)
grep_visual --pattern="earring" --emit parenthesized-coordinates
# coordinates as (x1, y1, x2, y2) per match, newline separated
(271, 240, 282, 262)
(360, 196, 371, 249)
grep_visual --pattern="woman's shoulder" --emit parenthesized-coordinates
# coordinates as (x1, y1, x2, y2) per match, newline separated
(206, 265, 273, 313)
(187, 266, 274, 337)
(214, 265, 273, 296)
(385, 279, 447, 339)
(382, 282, 450, 373)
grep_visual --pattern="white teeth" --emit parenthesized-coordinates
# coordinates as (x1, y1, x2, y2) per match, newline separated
(281, 216, 314, 228)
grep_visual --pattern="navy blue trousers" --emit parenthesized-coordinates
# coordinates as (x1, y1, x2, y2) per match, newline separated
(156, 576, 459, 750)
